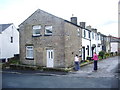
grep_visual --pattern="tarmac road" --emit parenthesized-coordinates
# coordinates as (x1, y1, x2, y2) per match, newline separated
(2, 56, 120, 88)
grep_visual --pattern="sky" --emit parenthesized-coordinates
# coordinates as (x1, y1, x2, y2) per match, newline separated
(0, 0, 119, 37)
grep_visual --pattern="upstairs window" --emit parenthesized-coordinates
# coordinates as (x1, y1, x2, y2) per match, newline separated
(95, 34, 97, 40)
(11, 37, 13, 43)
(84, 30, 86, 38)
(45, 26, 52, 35)
(32, 25, 41, 36)
(77, 29, 80, 37)
(92, 32, 94, 39)
(98, 34, 99, 40)
(26, 46, 34, 59)
(88, 32, 91, 39)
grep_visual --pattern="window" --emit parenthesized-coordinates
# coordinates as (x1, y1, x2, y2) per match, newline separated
(95, 34, 97, 40)
(77, 29, 80, 36)
(88, 32, 90, 39)
(92, 32, 94, 39)
(11, 37, 13, 43)
(98, 34, 99, 40)
(84, 30, 86, 37)
(45, 26, 52, 35)
(26, 46, 34, 59)
(32, 25, 41, 36)
(101, 36, 103, 40)
(87, 45, 89, 55)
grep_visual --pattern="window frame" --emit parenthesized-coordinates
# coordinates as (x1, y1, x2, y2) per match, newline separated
(45, 26, 53, 35)
(26, 46, 34, 60)
(32, 25, 41, 36)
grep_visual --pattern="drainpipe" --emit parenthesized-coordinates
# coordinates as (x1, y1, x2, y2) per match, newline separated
(89, 31, 92, 57)
(90, 37, 92, 57)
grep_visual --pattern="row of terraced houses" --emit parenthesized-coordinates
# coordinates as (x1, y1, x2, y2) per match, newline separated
(18, 9, 119, 68)
(0, 9, 119, 68)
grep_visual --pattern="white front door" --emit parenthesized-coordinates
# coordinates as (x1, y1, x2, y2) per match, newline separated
(47, 50, 54, 67)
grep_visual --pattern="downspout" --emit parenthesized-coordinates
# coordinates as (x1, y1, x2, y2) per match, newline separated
(90, 31, 92, 57)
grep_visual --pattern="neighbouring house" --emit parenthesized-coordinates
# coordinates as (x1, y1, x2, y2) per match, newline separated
(81, 24, 103, 61)
(0, 23, 19, 62)
(89, 27, 99, 56)
(100, 33, 107, 52)
(106, 36, 111, 53)
(19, 9, 82, 68)
(110, 43, 118, 53)
(80, 23, 91, 61)
(109, 36, 120, 53)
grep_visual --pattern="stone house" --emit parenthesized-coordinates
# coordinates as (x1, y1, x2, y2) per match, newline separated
(19, 9, 82, 68)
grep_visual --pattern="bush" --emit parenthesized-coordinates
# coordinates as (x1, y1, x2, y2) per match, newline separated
(105, 53, 110, 58)
(8, 58, 20, 64)
(98, 56, 102, 60)
(99, 51, 105, 59)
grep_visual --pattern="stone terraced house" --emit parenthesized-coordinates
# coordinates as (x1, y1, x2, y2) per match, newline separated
(19, 9, 82, 68)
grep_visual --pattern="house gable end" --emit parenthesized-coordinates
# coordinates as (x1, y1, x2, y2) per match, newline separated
(19, 9, 65, 27)
(19, 9, 81, 29)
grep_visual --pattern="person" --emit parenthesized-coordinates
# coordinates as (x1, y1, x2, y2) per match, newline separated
(92, 52, 99, 71)
(74, 54, 80, 71)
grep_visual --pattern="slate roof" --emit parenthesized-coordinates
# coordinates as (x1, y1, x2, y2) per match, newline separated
(0, 24, 12, 32)
(19, 9, 82, 28)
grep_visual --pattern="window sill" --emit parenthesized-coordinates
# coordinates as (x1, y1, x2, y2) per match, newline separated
(32, 35, 42, 37)
(44, 34, 52, 36)
(25, 58, 34, 60)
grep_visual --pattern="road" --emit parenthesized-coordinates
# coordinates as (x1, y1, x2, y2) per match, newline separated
(2, 56, 120, 88)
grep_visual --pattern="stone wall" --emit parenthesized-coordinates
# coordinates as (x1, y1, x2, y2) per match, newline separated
(64, 22, 82, 67)
(19, 9, 82, 68)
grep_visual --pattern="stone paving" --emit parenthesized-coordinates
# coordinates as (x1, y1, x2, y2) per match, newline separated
(67, 56, 119, 78)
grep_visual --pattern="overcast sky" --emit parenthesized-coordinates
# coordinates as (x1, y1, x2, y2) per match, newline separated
(0, 0, 119, 37)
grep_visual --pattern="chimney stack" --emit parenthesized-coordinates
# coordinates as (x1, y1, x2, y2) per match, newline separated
(71, 17, 77, 25)
(80, 22, 86, 29)
(86, 25, 92, 30)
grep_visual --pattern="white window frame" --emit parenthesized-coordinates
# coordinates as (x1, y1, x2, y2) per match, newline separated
(32, 25, 41, 36)
(26, 46, 34, 59)
(45, 26, 52, 35)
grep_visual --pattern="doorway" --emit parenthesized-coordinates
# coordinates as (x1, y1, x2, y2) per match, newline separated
(47, 50, 54, 67)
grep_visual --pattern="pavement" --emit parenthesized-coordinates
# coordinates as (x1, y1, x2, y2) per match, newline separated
(1, 56, 120, 78)
(1, 69, 68, 76)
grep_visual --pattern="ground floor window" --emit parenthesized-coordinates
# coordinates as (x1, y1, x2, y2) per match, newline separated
(26, 46, 34, 60)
